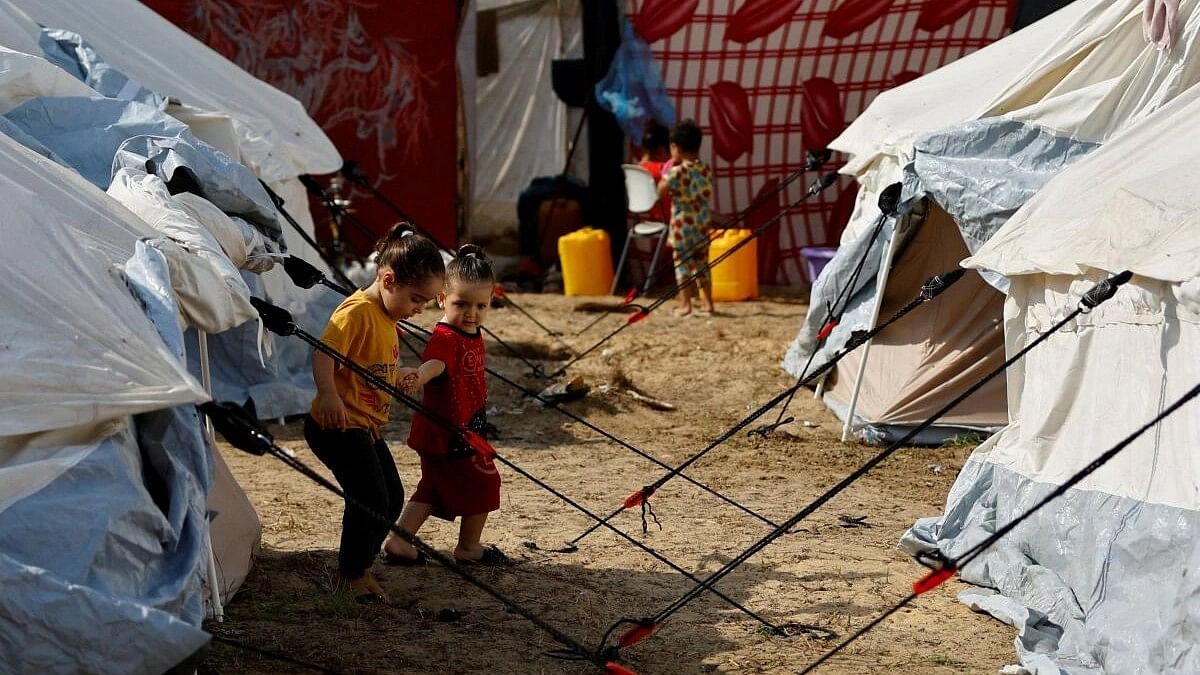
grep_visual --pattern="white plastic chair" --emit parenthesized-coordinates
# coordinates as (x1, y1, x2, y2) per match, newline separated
(613, 164, 669, 295)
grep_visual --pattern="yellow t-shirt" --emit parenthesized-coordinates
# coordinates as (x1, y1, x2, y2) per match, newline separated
(310, 290, 399, 434)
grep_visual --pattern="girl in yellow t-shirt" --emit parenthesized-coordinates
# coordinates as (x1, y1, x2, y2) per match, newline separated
(304, 222, 444, 604)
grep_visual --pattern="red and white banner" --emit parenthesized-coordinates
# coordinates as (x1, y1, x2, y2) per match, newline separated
(626, 0, 1016, 284)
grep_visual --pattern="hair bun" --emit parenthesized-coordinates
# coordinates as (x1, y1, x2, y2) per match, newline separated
(456, 243, 486, 260)
(376, 222, 417, 255)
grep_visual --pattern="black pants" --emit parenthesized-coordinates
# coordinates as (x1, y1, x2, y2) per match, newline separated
(303, 416, 404, 579)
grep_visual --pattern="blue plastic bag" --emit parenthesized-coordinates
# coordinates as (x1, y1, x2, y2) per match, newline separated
(595, 19, 676, 142)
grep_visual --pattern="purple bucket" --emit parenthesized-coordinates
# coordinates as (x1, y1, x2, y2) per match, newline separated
(800, 246, 838, 284)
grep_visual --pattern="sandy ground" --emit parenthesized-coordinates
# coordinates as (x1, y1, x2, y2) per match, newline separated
(200, 290, 1014, 675)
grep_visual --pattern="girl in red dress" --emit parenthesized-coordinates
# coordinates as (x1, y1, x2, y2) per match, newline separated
(382, 245, 507, 565)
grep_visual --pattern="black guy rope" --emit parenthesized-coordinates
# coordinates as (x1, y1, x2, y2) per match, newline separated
(281, 254, 781, 534)
(598, 270, 1134, 657)
(259, 179, 357, 292)
(749, 182, 903, 438)
(799, 377, 1199, 674)
(207, 634, 342, 674)
(566, 267, 970, 551)
(550, 170, 842, 378)
(200, 400, 624, 674)
(576, 148, 834, 338)
(248, 297, 805, 635)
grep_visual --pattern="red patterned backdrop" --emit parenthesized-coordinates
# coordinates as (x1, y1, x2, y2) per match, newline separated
(626, 0, 1016, 284)
(143, 0, 460, 252)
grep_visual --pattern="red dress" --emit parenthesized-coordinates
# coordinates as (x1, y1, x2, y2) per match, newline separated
(407, 323, 501, 519)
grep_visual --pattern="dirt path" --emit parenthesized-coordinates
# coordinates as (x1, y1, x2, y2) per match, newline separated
(201, 291, 1013, 675)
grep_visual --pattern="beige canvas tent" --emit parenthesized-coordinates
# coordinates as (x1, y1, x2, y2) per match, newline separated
(785, 0, 1200, 443)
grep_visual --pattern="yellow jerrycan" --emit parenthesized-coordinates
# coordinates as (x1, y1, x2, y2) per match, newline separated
(707, 229, 758, 302)
(558, 227, 614, 296)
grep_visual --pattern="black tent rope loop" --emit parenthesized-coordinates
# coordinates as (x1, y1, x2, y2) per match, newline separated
(248, 298, 797, 634)
(281, 254, 783, 533)
(597, 270, 1134, 658)
(565, 267, 969, 550)
(799, 376, 1199, 674)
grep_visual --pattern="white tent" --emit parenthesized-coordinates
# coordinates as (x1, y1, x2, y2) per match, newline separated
(0, 0, 347, 418)
(905, 77, 1200, 674)
(784, 0, 1200, 443)
(0, 0, 338, 182)
(0, 118, 246, 673)
(0, 13, 346, 669)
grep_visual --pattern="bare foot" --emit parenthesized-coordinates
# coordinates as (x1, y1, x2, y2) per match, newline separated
(673, 306, 693, 317)
(363, 571, 391, 603)
(453, 543, 484, 562)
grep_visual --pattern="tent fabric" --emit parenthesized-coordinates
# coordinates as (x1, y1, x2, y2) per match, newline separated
(786, 0, 1200, 441)
(903, 270, 1200, 675)
(0, 45, 99, 114)
(0, 0, 341, 182)
(900, 22, 1200, 673)
(0, 143, 202, 441)
(38, 27, 166, 108)
(207, 448, 261, 601)
(106, 168, 258, 334)
(2, 95, 190, 189)
(0, 240, 214, 675)
(115, 134, 284, 242)
(784, 203, 1007, 443)
(470, 0, 583, 237)
(1, 93, 285, 245)
(968, 85, 1200, 284)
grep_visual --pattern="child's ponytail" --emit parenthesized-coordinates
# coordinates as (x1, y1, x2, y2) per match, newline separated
(374, 222, 444, 287)
(447, 244, 496, 289)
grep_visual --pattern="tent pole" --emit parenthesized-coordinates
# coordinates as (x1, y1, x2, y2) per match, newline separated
(199, 330, 213, 437)
(814, 374, 827, 399)
(840, 224, 902, 442)
(198, 330, 225, 622)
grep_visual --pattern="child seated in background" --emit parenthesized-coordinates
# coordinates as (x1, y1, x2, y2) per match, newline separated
(658, 118, 715, 317)
(638, 120, 672, 224)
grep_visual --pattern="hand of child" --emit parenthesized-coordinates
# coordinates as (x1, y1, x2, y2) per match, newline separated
(314, 393, 348, 430)
(397, 368, 421, 397)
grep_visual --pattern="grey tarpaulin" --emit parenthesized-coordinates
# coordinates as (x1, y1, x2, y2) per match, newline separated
(0, 240, 214, 674)
(38, 26, 166, 109)
(2, 96, 189, 189)
(904, 117, 1099, 292)
(1, 95, 284, 246)
(115, 134, 283, 243)
(902, 440, 1200, 675)
(0, 116, 69, 166)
